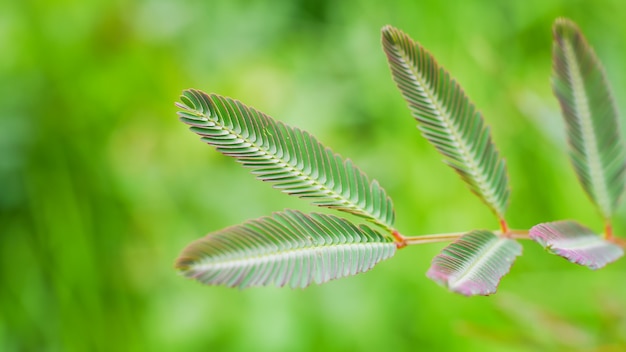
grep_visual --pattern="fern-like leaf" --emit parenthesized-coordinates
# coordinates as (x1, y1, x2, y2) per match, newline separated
(382, 26, 510, 219)
(552, 18, 626, 219)
(529, 220, 623, 269)
(177, 89, 395, 230)
(426, 230, 522, 296)
(175, 210, 396, 288)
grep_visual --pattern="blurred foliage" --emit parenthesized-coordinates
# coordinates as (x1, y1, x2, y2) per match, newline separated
(2, 0, 626, 351)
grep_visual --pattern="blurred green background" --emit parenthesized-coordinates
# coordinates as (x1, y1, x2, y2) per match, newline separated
(3, 0, 626, 350)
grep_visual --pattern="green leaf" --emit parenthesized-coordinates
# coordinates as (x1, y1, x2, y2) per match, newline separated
(176, 89, 395, 230)
(552, 18, 626, 219)
(530, 220, 623, 270)
(382, 25, 510, 219)
(426, 230, 522, 296)
(175, 210, 397, 289)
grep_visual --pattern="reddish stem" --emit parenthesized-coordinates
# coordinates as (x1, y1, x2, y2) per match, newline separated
(604, 221, 614, 241)
(509, 229, 530, 239)
(499, 218, 509, 236)
(603, 221, 625, 247)
(611, 237, 626, 248)
(392, 230, 407, 249)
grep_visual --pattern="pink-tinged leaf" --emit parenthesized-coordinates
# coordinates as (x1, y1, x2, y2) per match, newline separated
(529, 220, 623, 269)
(427, 230, 522, 296)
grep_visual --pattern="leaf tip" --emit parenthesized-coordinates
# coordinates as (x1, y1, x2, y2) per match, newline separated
(552, 17, 585, 47)
(178, 91, 194, 109)
(553, 17, 578, 32)
(381, 24, 394, 36)
(381, 25, 402, 45)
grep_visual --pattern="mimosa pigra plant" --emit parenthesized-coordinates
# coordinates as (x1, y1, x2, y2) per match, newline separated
(173, 18, 625, 296)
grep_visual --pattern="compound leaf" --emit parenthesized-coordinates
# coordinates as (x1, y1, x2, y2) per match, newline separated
(177, 89, 395, 230)
(529, 220, 623, 269)
(552, 18, 626, 219)
(382, 25, 509, 219)
(426, 230, 522, 296)
(175, 210, 396, 289)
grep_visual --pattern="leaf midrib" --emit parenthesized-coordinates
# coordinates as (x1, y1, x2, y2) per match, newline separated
(550, 236, 617, 250)
(397, 48, 501, 217)
(449, 236, 512, 289)
(564, 41, 611, 217)
(193, 241, 394, 270)
(195, 101, 391, 230)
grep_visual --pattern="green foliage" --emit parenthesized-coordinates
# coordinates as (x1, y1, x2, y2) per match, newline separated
(381, 25, 510, 220)
(176, 210, 396, 288)
(529, 17, 626, 268)
(9, 2, 626, 350)
(552, 18, 626, 220)
(174, 19, 626, 298)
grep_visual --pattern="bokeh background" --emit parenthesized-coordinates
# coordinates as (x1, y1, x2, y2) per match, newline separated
(3, 0, 626, 350)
